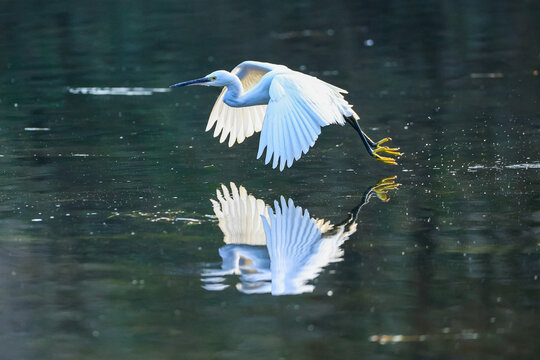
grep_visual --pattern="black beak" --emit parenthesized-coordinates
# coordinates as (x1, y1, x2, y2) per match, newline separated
(170, 77, 210, 88)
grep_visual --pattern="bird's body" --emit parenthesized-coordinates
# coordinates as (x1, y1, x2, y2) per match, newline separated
(171, 61, 401, 170)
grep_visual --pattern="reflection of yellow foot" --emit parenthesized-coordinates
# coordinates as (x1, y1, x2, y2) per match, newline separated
(371, 176, 401, 202)
(371, 138, 402, 165)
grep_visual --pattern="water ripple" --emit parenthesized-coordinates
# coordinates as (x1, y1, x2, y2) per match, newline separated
(468, 163, 540, 171)
(68, 87, 171, 96)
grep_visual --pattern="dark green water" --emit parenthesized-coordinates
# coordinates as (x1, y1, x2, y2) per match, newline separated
(1, 0, 539, 359)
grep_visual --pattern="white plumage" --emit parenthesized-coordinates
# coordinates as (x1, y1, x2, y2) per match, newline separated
(206, 64, 269, 147)
(171, 61, 401, 170)
(257, 72, 355, 170)
(202, 182, 363, 295)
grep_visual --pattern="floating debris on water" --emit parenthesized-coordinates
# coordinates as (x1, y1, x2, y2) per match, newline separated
(108, 209, 205, 224)
(470, 73, 503, 79)
(170, 217, 201, 223)
(322, 70, 339, 76)
(468, 163, 540, 171)
(151, 216, 201, 224)
(270, 29, 334, 40)
(369, 328, 485, 344)
(68, 87, 171, 96)
(468, 165, 490, 171)
(504, 163, 540, 169)
(24, 127, 50, 131)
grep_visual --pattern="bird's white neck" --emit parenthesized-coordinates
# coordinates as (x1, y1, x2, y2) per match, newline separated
(220, 72, 271, 108)
(222, 75, 245, 107)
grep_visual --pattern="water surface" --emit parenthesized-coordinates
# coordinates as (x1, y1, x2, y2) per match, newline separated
(0, 1, 539, 359)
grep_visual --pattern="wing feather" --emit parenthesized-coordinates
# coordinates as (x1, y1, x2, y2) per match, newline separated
(288, 104, 311, 156)
(284, 116, 299, 166)
(257, 72, 354, 170)
(207, 61, 281, 147)
(272, 114, 283, 169)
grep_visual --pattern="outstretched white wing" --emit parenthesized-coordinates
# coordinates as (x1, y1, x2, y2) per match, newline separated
(204, 182, 272, 292)
(257, 72, 356, 171)
(206, 61, 281, 147)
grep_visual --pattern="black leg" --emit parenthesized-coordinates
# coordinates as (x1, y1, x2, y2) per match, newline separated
(345, 116, 381, 147)
(344, 115, 401, 165)
(345, 116, 376, 154)
(360, 129, 377, 147)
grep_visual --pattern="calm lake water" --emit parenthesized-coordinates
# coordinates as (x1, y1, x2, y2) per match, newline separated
(1, 1, 539, 359)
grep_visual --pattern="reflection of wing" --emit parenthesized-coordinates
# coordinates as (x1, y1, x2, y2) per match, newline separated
(202, 177, 400, 296)
(262, 197, 353, 295)
(204, 182, 272, 293)
(257, 72, 356, 170)
(210, 182, 269, 246)
(206, 61, 282, 147)
(201, 244, 271, 293)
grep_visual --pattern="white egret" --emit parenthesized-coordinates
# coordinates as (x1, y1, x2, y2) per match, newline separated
(202, 178, 400, 295)
(170, 61, 401, 170)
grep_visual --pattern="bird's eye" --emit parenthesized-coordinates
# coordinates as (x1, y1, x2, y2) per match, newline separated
(209, 77, 216, 81)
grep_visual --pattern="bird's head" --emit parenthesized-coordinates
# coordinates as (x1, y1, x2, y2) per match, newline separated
(170, 70, 232, 88)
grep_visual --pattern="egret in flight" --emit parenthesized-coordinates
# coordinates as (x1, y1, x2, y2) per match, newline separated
(170, 61, 401, 170)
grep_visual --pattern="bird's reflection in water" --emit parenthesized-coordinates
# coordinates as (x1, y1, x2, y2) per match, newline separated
(202, 177, 400, 295)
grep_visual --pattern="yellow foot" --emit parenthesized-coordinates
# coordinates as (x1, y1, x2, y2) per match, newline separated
(371, 176, 401, 202)
(375, 137, 392, 146)
(372, 138, 402, 165)
(373, 153, 398, 165)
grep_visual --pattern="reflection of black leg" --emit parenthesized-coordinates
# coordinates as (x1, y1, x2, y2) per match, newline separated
(336, 176, 401, 227)
(335, 185, 372, 228)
